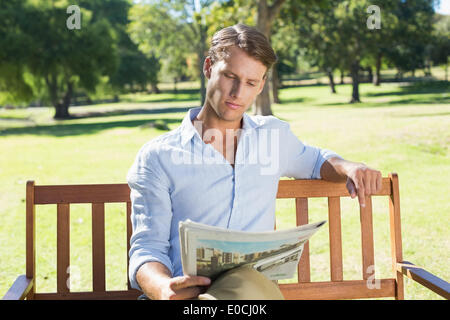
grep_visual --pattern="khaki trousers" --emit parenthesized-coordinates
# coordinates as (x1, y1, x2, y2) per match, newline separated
(198, 265, 285, 300)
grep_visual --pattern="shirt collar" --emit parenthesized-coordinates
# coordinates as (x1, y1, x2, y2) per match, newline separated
(180, 107, 261, 147)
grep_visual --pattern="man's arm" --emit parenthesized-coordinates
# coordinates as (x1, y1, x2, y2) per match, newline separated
(320, 157, 382, 208)
(136, 262, 211, 300)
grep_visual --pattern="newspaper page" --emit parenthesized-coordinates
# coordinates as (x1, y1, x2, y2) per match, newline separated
(179, 219, 326, 281)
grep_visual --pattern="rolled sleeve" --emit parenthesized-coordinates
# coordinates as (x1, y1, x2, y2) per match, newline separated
(127, 144, 174, 291)
(281, 123, 342, 179)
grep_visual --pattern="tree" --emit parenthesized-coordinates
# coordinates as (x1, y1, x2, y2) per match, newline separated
(0, 0, 119, 118)
(79, 0, 161, 95)
(0, 0, 34, 104)
(430, 14, 450, 81)
(129, 0, 220, 105)
(252, 0, 286, 115)
(384, 0, 435, 79)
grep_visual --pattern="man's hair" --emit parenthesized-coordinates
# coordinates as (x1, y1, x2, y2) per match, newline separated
(207, 23, 278, 79)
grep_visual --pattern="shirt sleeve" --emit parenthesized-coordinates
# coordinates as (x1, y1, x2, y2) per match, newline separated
(127, 143, 174, 291)
(280, 123, 343, 179)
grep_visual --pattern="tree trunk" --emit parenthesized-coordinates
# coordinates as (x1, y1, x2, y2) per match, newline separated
(350, 60, 361, 103)
(253, 0, 286, 115)
(150, 82, 160, 94)
(272, 63, 280, 103)
(340, 69, 345, 84)
(173, 77, 178, 94)
(373, 52, 382, 86)
(54, 81, 73, 119)
(198, 24, 207, 107)
(327, 70, 336, 93)
(367, 66, 373, 83)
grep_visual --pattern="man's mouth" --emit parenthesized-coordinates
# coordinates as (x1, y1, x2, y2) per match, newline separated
(225, 101, 242, 110)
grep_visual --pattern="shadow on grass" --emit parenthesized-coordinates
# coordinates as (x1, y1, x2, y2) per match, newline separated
(0, 118, 182, 137)
(392, 111, 450, 118)
(319, 91, 448, 107)
(122, 88, 200, 103)
(70, 106, 194, 119)
(365, 81, 449, 97)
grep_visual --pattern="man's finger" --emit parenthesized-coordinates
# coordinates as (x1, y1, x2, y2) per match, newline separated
(346, 179, 357, 198)
(370, 173, 378, 195)
(364, 172, 372, 196)
(354, 176, 366, 208)
(169, 286, 203, 300)
(170, 276, 211, 290)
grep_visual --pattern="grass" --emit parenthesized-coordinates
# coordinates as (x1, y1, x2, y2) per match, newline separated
(0, 79, 449, 299)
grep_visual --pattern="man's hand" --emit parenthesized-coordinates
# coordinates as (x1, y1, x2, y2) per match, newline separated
(345, 163, 382, 208)
(159, 275, 211, 300)
(136, 261, 211, 300)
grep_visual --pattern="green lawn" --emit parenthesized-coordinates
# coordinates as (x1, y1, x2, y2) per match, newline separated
(0, 80, 448, 299)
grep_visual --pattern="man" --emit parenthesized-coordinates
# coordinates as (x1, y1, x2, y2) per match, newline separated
(127, 23, 382, 300)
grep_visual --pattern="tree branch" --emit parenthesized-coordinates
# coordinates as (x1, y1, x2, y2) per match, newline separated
(268, 0, 286, 22)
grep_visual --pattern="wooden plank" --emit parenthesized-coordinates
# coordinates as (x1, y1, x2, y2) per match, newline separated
(92, 203, 106, 292)
(279, 279, 396, 300)
(296, 198, 310, 283)
(2, 275, 34, 300)
(33, 290, 141, 300)
(397, 261, 450, 300)
(328, 197, 343, 281)
(389, 173, 404, 300)
(34, 184, 131, 204)
(277, 178, 392, 199)
(26, 181, 36, 300)
(57, 203, 70, 293)
(126, 201, 132, 290)
(360, 196, 375, 280)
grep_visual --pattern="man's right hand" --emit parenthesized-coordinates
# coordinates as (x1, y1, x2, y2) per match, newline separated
(136, 262, 211, 300)
(159, 275, 211, 300)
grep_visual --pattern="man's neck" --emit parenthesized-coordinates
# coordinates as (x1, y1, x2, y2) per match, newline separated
(193, 104, 243, 138)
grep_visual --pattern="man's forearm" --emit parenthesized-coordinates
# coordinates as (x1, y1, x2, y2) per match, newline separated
(320, 157, 355, 182)
(136, 261, 172, 300)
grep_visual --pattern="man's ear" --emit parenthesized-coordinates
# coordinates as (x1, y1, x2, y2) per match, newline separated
(203, 56, 212, 79)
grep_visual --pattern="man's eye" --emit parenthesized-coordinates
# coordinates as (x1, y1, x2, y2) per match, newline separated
(248, 83, 255, 87)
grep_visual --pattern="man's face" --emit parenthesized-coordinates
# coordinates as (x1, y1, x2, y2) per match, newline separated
(203, 45, 267, 123)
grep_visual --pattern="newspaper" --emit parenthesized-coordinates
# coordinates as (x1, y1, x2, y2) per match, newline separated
(179, 219, 326, 281)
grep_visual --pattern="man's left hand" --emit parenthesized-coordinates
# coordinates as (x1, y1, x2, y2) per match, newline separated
(345, 163, 382, 208)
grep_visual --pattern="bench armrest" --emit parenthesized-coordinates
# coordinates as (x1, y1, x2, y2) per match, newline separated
(397, 261, 450, 299)
(2, 275, 33, 300)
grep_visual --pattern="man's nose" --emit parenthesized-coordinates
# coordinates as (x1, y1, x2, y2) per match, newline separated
(230, 80, 243, 98)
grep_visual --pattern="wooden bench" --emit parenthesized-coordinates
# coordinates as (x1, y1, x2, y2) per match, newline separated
(3, 173, 449, 300)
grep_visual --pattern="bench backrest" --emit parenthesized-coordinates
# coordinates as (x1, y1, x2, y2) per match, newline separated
(24, 173, 404, 300)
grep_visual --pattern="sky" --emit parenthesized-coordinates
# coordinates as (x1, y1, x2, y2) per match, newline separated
(435, 0, 450, 15)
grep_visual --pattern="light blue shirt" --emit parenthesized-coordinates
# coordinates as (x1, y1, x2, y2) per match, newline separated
(127, 106, 341, 291)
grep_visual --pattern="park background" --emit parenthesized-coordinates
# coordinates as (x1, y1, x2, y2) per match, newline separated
(0, 0, 448, 299)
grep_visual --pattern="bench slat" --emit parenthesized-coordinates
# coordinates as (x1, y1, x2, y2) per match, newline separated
(277, 178, 392, 198)
(389, 173, 404, 299)
(33, 290, 141, 300)
(328, 197, 343, 281)
(126, 201, 132, 290)
(296, 197, 310, 282)
(92, 203, 106, 292)
(57, 203, 70, 293)
(32, 178, 392, 204)
(361, 196, 375, 280)
(34, 184, 131, 204)
(280, 279, 395, 300)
